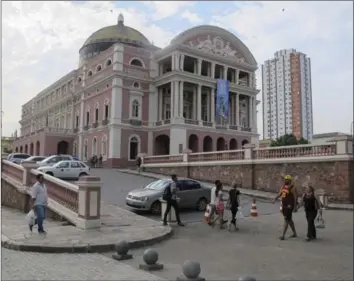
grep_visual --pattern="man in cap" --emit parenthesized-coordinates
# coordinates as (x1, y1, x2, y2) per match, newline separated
(272, 175, 298, 240)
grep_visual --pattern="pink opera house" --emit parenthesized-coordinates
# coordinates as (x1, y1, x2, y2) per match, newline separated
(13, 14, 260, 168)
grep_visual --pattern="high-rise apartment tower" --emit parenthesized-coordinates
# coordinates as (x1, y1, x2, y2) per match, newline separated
(262, 49, 313, 140)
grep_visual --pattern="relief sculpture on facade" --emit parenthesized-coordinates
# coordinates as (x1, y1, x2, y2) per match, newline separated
(188, 35, 244, 61)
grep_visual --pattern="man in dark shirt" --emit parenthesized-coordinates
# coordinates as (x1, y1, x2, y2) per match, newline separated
(163, 174, 184, 227)
(228, 182, 241, 231)
(272, 175, 298, 240)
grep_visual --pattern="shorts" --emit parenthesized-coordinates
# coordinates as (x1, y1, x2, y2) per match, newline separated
(282, 207, 294, 221)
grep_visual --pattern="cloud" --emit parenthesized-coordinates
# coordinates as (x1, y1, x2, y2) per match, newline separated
(211, 1, 353, 136)
(2, 1, 352, 139)
(181, 9, 202, 24)
(2, 1, 178, 136)
(143, 1, 194, 21)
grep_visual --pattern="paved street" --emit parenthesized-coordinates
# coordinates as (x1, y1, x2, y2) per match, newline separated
(106, 210, 353, 280)
(89, 169, 281, 223)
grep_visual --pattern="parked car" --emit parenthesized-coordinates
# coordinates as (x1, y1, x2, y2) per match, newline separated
(125, 179, 211, 215)
(37, 154, 75, 167)
(20, 156, 47, 164)
(37, 160, 90, 180)
(7, 153, 31, 164)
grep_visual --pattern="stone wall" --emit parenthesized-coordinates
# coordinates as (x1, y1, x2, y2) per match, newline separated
(143, 159, 353, 203)
(1, 179, 69, 222)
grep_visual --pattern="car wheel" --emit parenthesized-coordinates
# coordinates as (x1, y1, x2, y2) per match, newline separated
(196, 197, 208, 211)
(79, 172, 87, 178)
(150, 201, 161, 215)
(46, 172, 54, 176)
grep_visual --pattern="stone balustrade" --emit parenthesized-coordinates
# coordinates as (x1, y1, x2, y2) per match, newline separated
(1, 160, 101, 229)
(141, 137, 353, 203)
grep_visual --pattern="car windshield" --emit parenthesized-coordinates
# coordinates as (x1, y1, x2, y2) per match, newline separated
(145, 180, 169, 190)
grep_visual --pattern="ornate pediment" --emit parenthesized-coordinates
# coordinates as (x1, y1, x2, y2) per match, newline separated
(185, 35, 245, 62)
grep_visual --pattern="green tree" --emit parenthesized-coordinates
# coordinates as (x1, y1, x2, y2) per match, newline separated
(270, 134, 308, 147)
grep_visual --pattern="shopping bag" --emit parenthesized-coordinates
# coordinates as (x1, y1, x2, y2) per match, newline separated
(315, 212, 325, 229)
(203, 204, 212, 223)
(26, 209, 36, 226)
(236, 206, 244, 219)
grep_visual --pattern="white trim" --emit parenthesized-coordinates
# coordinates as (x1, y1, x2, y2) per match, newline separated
(130, 99, 140, 119)
(129, 57, 145, 68)
(128, 134, 141, 161)
(95, 102, 99, 109)
(96, 64, 102, 72)
(142, 154, 353, 168)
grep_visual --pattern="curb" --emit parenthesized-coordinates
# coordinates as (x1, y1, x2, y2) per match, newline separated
(327, 205, 354, 211)
(1, 227, 173, 254)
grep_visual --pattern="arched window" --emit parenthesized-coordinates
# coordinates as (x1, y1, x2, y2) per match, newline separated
(102, 135, 107, 159)
(96, 65, 102, 72)
(104, 100, 109, 120)
(87, 70, 93, 77)
(95, 103, 99, 123)
(84, 140, 88, 161)
(132, 100, 140, 118)
(132, 81, 140, 88)
(129, 136, 140, 160)
(86, 110, 90, 125)
(73, 142, 78, 156)
(92, 137, 97, 156)
(130, 58, 144, 68)
(78, 77, 82, 83)
(105, 59, 112, 67)
(75, 112, 80, 128)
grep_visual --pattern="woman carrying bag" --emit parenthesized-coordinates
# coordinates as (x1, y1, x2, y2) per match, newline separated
(296, 185, 323, 241)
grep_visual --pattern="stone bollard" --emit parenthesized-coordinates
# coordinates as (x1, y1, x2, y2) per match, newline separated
(177, 260, 205, 281)
(238, 276, 256, 281)
(112, 240, 133, 261)
(139, 249, 164, 271)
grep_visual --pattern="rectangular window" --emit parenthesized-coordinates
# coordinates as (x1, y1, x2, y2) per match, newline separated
(95, 108, 99, 122)
(104, 105, 109, 119)
(75, 116, 79, 128)
(86, 112, 90, 125)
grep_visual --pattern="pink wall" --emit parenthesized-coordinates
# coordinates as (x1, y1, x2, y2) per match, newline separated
(123, 46, 150, 68)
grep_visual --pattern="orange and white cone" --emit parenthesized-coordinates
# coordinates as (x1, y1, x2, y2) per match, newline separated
(250, 199, 258, 217)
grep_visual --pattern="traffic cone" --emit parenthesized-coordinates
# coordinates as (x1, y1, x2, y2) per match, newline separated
(250, 199, 258, 217)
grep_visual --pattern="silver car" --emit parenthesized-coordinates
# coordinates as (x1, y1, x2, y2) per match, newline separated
(126, 179, 211, 215)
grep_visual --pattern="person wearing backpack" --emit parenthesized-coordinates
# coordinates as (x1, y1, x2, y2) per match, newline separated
(162, 174, 185, 226)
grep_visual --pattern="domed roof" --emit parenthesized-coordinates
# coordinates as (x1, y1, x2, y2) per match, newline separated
(82, 14, 151, 48)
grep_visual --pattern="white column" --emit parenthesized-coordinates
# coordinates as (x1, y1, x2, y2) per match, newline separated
(192, 85, 197, 120)
(158, 88, 163, 120)
(206, 89, 210, 122)
(253, 97, 257, 132)
(111, 77, 123, 124)
(113, 44, 124, 72)
(194, 60, 197, 74)
(179, 81, 184, 117)
(171, 53, 175, 70)
(236, 93, 240, 127)
(79, 94, 84, 131)
(211, 87, 215, 123)
(211, 62, 215, 79)
(223, 66, 228, 80)
(64, 113, 67, 129)
(180, 55, 185, 70)
(149, 85, 158, 123)
(197, 84, 202, 122)
(236, 69, 240, 85)
(173, 81, 179, 119)
(198, 59, 202, 75)
(170, 82, 174, 119)
(248, 96, 253, 128)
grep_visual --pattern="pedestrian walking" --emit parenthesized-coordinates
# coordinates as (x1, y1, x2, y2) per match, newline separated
(272, 175, 298, 240)
(207, 180, 219, 225)
(30, 174, 48, 234)
(227, 182, 241, 232)
(98, 154, 103, 167)
(296, 185, 323, 241)
(136, 156, 142, 172)
(162, 174, 185, 227)
(209, 180, 228, 229)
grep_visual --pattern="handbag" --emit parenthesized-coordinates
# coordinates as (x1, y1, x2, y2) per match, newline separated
(216, 200, 224, 213)
(203, 204, 212, 223)
(26, 209, 36, 226)
(315, 212, 325, 229)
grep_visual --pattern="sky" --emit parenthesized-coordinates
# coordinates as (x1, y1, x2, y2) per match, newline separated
(2, 1, 353, 138)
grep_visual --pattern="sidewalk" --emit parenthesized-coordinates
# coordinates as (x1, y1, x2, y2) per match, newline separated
(1, 204, 172, 253)
(117, 169, 354, 211)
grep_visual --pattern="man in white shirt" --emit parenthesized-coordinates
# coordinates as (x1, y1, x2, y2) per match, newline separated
(208, 180, 220, 224)
(31, 174, 48, 234)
